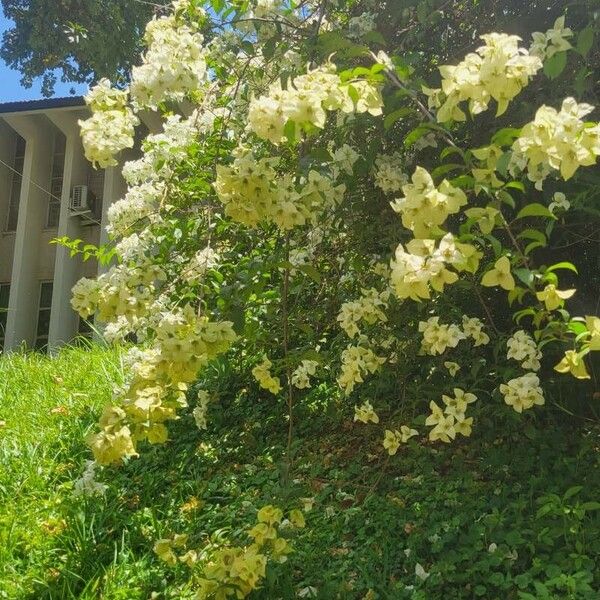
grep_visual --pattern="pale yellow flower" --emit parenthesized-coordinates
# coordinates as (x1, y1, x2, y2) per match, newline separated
(554, 350, 590, 380)
(536, 284, 575, 311)
(481, 256, 515, 290)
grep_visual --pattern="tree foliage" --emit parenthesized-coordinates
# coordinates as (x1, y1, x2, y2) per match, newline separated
(0, 0, 171, 96)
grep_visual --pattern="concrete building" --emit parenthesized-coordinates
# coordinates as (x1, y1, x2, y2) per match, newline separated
(0, 97, 128, 352)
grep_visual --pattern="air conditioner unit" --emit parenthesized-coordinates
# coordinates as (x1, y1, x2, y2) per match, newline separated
(70, 185, 90, 212)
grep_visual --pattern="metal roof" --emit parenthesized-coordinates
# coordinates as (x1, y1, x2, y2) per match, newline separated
(0, 96, 86, 114)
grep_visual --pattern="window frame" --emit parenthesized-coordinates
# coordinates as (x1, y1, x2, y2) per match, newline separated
(5, 136, 26, 233)
(46, 133, 65, 229)
(35, 280, 54, 350)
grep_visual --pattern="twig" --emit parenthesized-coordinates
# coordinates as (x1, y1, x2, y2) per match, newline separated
(472, 280, 500, 335)
(282, 234, 295, 473)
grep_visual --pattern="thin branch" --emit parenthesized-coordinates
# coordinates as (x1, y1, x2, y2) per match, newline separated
(282, 234, 295, 473)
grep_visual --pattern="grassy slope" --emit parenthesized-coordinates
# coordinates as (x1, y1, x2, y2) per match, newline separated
(0, 346, 599, 599)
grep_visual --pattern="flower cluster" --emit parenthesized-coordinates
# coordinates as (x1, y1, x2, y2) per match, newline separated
(79, 79, 139, 168)
(373, 152, 408, 194)
(499, 373, 545, 412)
(215, 151, 345, 229)
(390, 167, 467, 238)
(106, 181, 165, 237)
(507, 330, 542, 371)
(511, 98, 600, 187)
(390, 234, 481, 301)
(354, 400, 379, 424)
(86, 307, 236, 464)
(248, 63, 383, 145)
(71, 263, 165, 325)
(470, 145, 504, 192)
(383, 426, 418, 455)
(337, 288, 389, 338)
(130, 10, 207, 109)
(418, 317, 465, 356)
(291, 360, 319, 389)
(424, 33, 542, 121)
(337, 343, 386, 395)
(329, 144, 360, 178)
(425, 388, 477, 442)
(252, 358, 282, 394)
(462, 316, 490, 346)
(154, 533, 196, 568)
(529, 16, 572, 60)
(348, 11, 376, 39)
(194, 505, 303, 599)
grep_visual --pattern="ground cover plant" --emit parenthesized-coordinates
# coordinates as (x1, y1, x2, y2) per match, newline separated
(4, 0, 600, 597)
(1, 345, 599, 599)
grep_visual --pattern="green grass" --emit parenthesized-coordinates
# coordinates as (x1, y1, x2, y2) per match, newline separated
(1, 345, 599, 599)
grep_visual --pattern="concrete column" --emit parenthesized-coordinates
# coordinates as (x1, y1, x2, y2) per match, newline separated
(98, 164, 127, 257)
(3, 114, 54, 350)
(46, 109, 89, 351)
(0, 121, 17, 284)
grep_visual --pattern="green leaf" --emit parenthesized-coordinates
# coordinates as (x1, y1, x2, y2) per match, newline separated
(577, 27, 594, 57)
(284, 119, 296, 144)
(431, 163, 463, 179)
(492, 127, 521, 146)
(383, 107, 412, 130)
(581, 501, 600, 511)
(524, 241, 545, 255)
(298, 264, 322, 284)
(515, 203, 556, 220)
(545, 261, 578, 275)
(440, 146, 465, 162)
(513, 268, 535, 287)
(262, 37, 277, 60)
(517, 228, 546, 245)
(483, 234, 502, 257)
(505, 181, 525, 192)
(347, 84, 359, 105)
(416, 1, 429, 23)
(240, 40, 255, 56)
(495, 152, 511, 178)
(404, 126, 429, 147)
(563, 485, 583, 500)
(497, 189, 515, 209)
(363, 30, 386, 45)
(568, 321, 587, 335)
(543, 51, 567, 79)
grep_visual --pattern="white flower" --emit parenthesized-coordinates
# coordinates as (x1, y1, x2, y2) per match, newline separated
(74, 461, 107, 497)
(499, 373, 545, 412)
(506, 330, 542, 371)
(192, 390, 211, 430)
(415, 563, 430, 581)
(549, 192, 570, 213)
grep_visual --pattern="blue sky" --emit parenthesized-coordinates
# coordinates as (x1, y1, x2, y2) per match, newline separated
(0, 7, 87, 102)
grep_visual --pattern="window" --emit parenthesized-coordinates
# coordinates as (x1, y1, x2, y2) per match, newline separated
(35, 281, 53, 350)
(0, 283, 9, 350)
(6, 136, 26, 232)
(47, 133, 65, 229)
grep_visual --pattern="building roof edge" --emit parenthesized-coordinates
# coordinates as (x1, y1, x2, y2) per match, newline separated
(0, 96, 86, 114)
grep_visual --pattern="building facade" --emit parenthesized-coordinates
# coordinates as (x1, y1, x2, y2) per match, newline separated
(0, 97, 128, 352)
